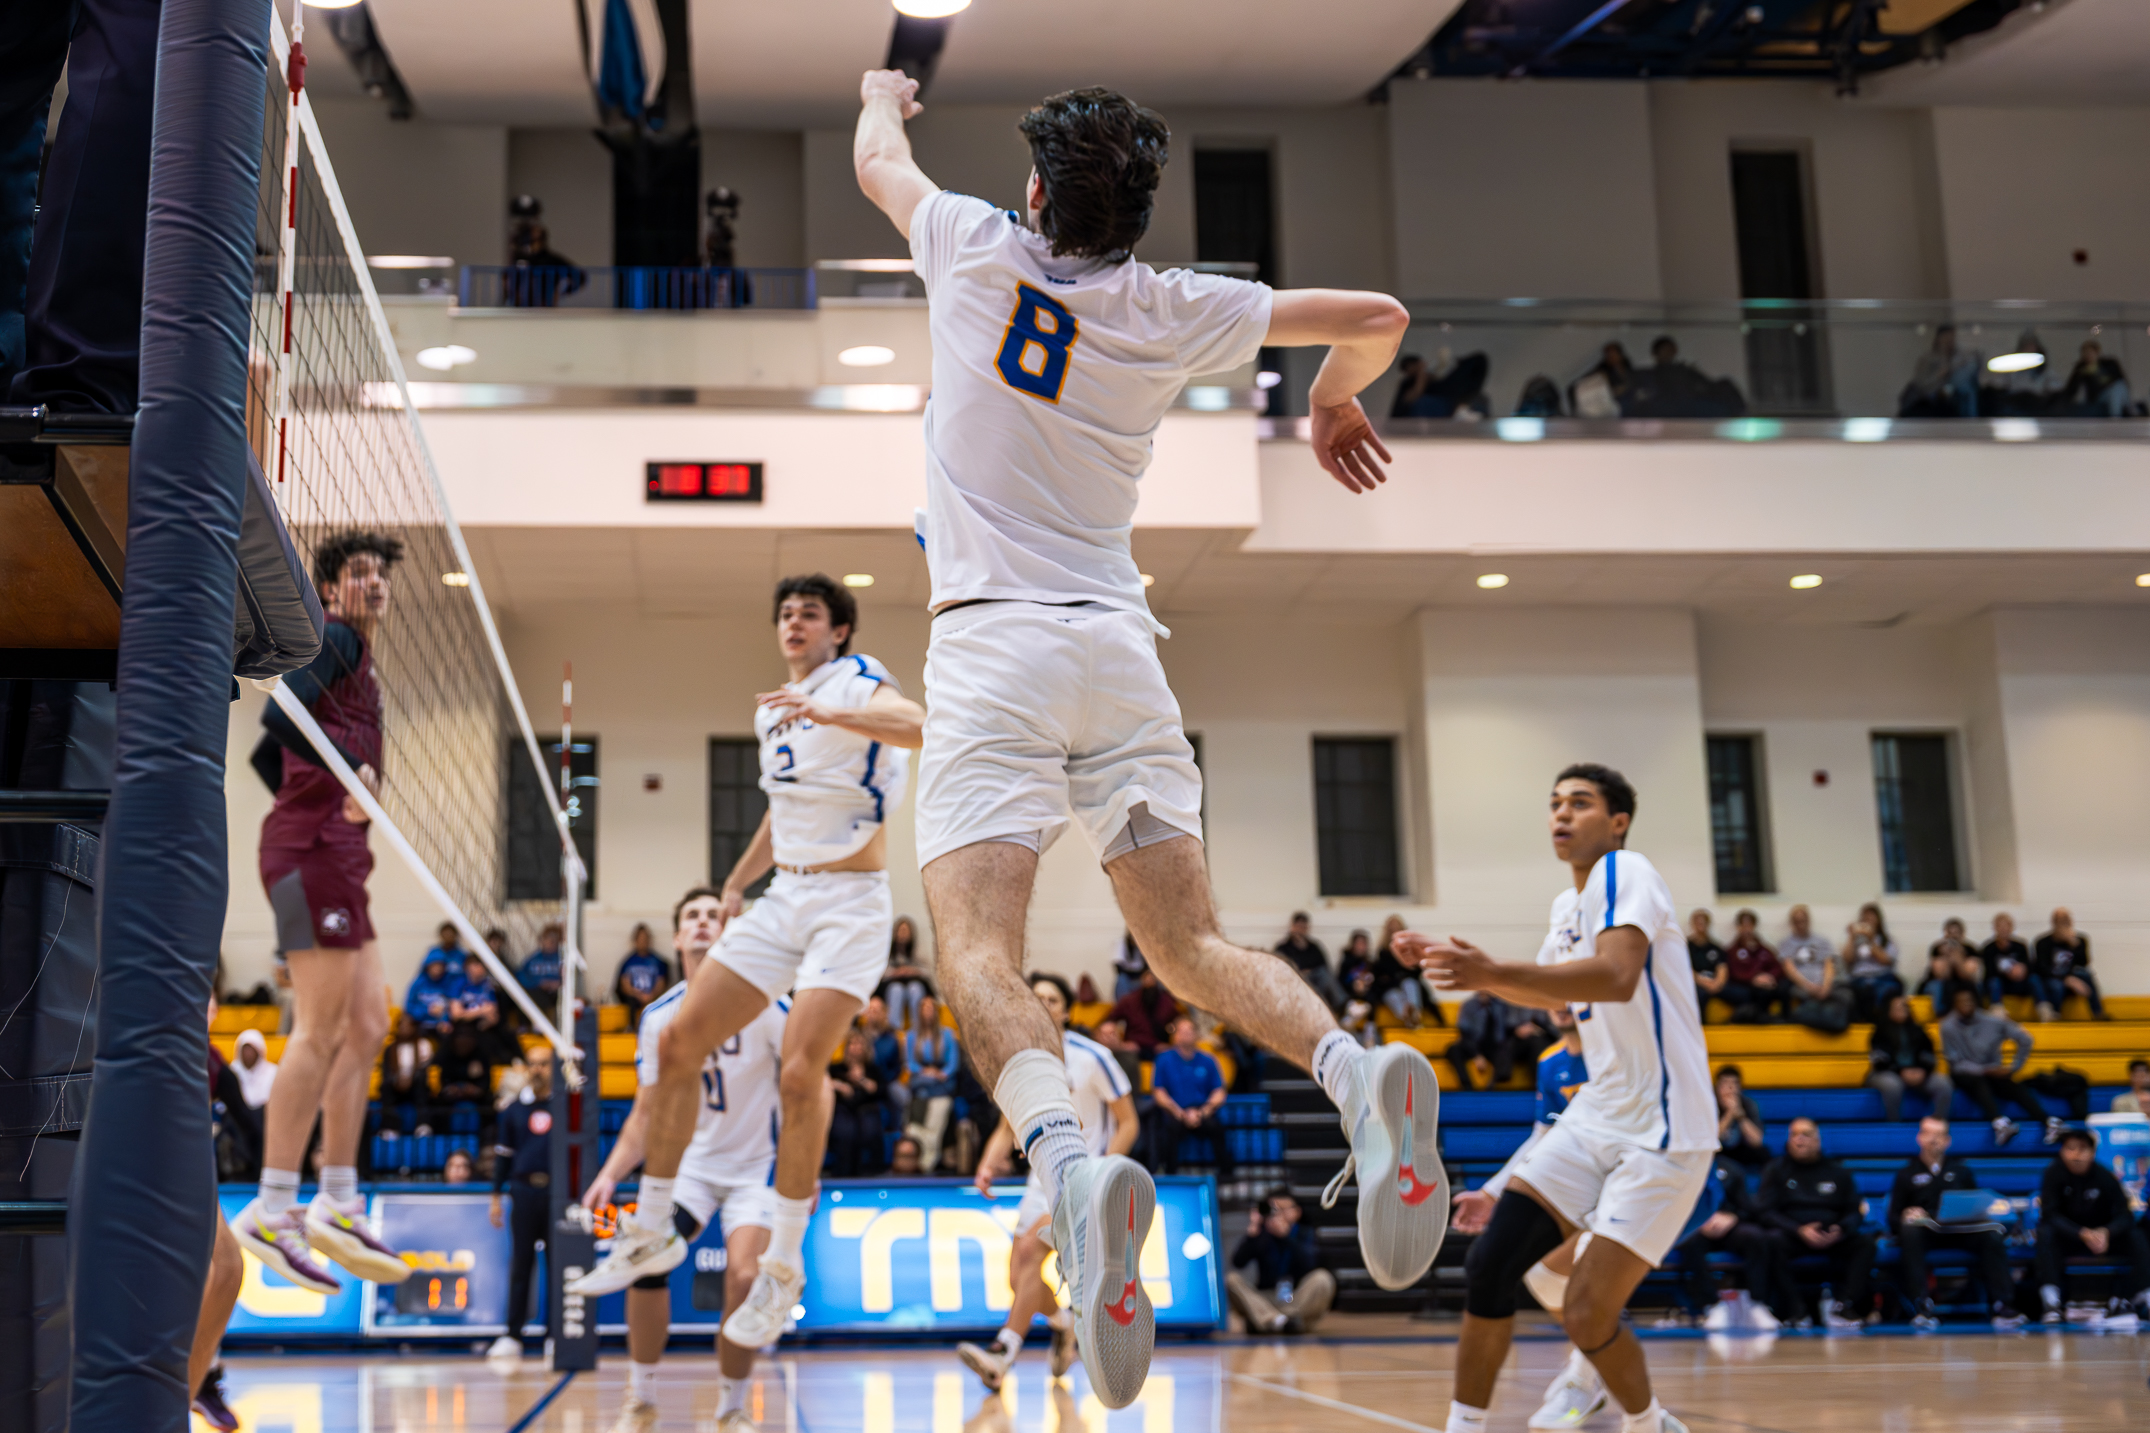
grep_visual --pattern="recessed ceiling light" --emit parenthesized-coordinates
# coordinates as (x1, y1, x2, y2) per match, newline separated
(302, 0, 364, 8)
(838, 345, 896, 368)
(415, 345, 476, 371)
(1790, 574, 1823, 589)
(1476, 573, 1508, 589)
(2136, 574, 2150, 588)
(366, 255, 454, 269)
(441, 571, 471, 587)
(893, 0, 970, 14)
(842, 573, 875, 588)
(1140, 573, 1156, 587)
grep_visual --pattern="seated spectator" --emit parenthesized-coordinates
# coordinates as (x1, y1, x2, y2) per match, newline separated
(1688, 908, 1729, 1017)
(612, 923, 670, 1028)
(443, 1148, 476, 1184)
(1721, 909, 1785, 1023)
(1898, 324, 1979, 417)
(1447, 990, 1548, 1090)
(1373, 913, 1442, 1030)
(1512, 374, 1564, 417)
(1111, 927, 1147, 999)
(405, 947, 461, 1037)
(887, 1135, 928, 1178)
(1676, 1155, 1801, 1324)
(1227, 1190, 1334, 1334)
(1340, 963, 1381, 1049)
(1778, 905, 1851, 1034)
(901, 997, 961, 1172)
(2035, 907, 2107, 1021)
(1336, 929, 1374, 991)
(1275, 912, 1346, 1011)
(1921, 920, 1984, 1010)
(231, 1028, 277, 1112)
(1755, 1117, 1874, 1329)
(1981, 912, 2046, 1013)
(518, 925, 566, 1006)
(1888, 1117, 2025, 1329)
(1569, 341, 1634, 418)
(1715, 1065, 1769, 1169)
(431, 1026, 495, 1112)
(2109, 1060, 2150, 1115)
(879, 916, 933, 1031)
(827, 1032, 889, 1177)
(1090, 1015, 1146, 1089)
(1983, 329, 2056, 415)
(1390, 348, 1490, 420)
(2037, 1127, 2150, 1326)
(1147, 1017, 1233, 1181)
(2056, 340, 2133, 417)
(1109, 969, 1182, 1056)
(1940, 987, 2061, 1146)
(1842, 902, 1904, 1021)
(1868, 994, 1952, 1122)
(422, 922, 466, 978)
(1627, 335, 1745, 418)
(858, 995, 905, 1089)
(379, 1013, 437, 1135)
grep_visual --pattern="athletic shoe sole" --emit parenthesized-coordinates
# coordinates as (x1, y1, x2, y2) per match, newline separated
(1060, 1154, 1155, 1411)
(306, 1209, 414, 1284)
(565, 1231, 686, 1297)
(1528, 1388, 1607, 1430)
(232, 1213, 341, 1296)
(1355, 1043, 1448, 1290)
(957, 1341, 1008, 1391)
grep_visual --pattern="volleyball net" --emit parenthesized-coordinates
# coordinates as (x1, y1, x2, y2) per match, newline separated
(245, 12, 583, 1069)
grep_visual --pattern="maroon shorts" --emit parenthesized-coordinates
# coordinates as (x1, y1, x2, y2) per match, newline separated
(263, 842, 375, 952)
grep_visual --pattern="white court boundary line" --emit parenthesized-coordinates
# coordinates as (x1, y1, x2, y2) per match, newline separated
(1221, 1372, 1440, 1433)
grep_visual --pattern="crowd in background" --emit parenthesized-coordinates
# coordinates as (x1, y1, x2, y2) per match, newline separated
(1899, 326, 2140, 419)
(1388, 337, 1750, 423)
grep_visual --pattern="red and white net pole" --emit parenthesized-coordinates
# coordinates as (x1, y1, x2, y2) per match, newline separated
(271, 5, 306, 483)
(559, 663, 583, 1072)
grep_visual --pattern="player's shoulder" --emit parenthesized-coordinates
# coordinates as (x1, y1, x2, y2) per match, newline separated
(843, 652, 898, 689)
(1064, 1030, 1130, 1085)
(641, 984, 687, 1026)
(1595, 848, 1671, 898)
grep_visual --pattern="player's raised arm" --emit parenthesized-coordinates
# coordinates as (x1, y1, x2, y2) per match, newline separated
(855, 69, 939, 236)
(1394, 927, 1652, 1007)
(1266, 289, 1411, 495)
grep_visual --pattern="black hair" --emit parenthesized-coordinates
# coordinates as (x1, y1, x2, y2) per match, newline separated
(1651, 334, 1678, 355)
(313, 530, 405, 588)
(1715, 1064, 1743, 1085)
(2058, 1126, 2095, 1149)
(1017, 88, 1169, 263)
(772, 574, 857, 656)
(673, 885, 722, 932)
(1027, 972, 1075, 1013)
(2130, 1059, 2150, 1075)
(1555, 762, 1637, 822)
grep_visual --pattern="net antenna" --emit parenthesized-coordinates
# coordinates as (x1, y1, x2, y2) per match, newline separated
(253, 9, 589, 1080)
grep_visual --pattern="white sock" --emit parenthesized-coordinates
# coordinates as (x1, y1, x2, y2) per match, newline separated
(994, 1326, 1024, 1358)
(319, 1165, 359, 1205)
(1620, 1397, 1664, 1433)
(766, 1194, 813, 1269)
(717, 1376, 747, 1417)
(995, 1048, 1087, 1205)
(636, 1177, 676, 1230)
(1444, 1401, 1489, 1433)
(2042, 1284, 2062, 1311)
(629, 1361, 658, 1403)
(1312, 1030, 1363, 1109)
(259, 1168, 301, 1218)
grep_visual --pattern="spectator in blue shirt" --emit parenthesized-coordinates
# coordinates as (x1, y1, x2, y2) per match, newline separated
(518, 924, 565, 1004)
(901, 996, 961, 1171)
(405, 948, 460, 1035)
(453, 953, 520, 1065)
(612, 922, 671, 1029)
(1147, 1016, 1234, 1179)
(423, 921, 464, 973)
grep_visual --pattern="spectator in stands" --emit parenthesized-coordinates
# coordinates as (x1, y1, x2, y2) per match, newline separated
(1148, 1016, 1234, 1181)
(1779, 905, 1852, 1034)
(1390, 349, 1490, 420)
(1676, 1155, 1802, 1325)
(1843, 903, 1905, 1021)
(1569, 341, 1635, 418)
(1981, 912, 2046, 1014)
(901, 996, 960, 1172)
(2036, 1128, 2150, 1326)
(1941, 987, 2063, 1146)
(1922, 920, 1984, 1010)
(432, 1026, 495, 1114)
(1108, 968, 1182, 1056)
(612, 923, 670, 1029)
(1722, 908, 1786, 1023)
(827, 1032, 889, 1177)
(1111, 927, 1147, 998)
(1628, 335, 1745, 418)
(1090, 1014, 1146, 1088)
(2035, 907, 2107, 1021)
(454, 953, 519, 1066)
(405, 948, 461, 1037)
(1715, 1065, 1770, 1169)
(518, 925, 566, 1005)
(1336, 929, 1374, 991)
(2110, 1060, 2150, 1115)
(887, 1135, 928, 1177)
(1898, 325, 1980, 417)
(379, 1013, 437, 1136)
(879, 916, 933, 1031)
(443, 1149, 476, 1184)
(1755, 1117, 1874, 1329)
(1868, 994, 1952, 1122)
(231, 1028, 277, 1112)
(1372, 914, 1441, 1030)
(2056, 340, 2133, 417)
(1984, 329, 2056, 415)
(1340, 962, 1381, 1049)
(1688, 909, 1729, 1017)
(1228, 1190, 1333, 1334)
(490, 1046, 556, 1354)
(1275, 912, 1346, 1011)
(1888, 1116, 2026, 1329)
(858, 995, 905, 1091)
(423, 922, 465, 975)
(1447, 991, 1547, 1090)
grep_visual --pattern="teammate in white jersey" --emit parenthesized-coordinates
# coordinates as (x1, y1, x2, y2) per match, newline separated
(853, 70, 1447, 1408)
(958, 973, 1137, 1392)
(579, 888, 786, 1433)
(1397, 765, 1714, 1433)
(570, 576, 925, 1356)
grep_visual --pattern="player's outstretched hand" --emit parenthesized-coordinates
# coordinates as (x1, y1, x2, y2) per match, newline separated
(1451, 1188, 1495, 1235)
(862, 68, 923, 119)
(757, 687, 829, 727)
(1309, 396, 1392, 494)
(1393, 932, 1497, 991)
(581, 1171, 617, 1214)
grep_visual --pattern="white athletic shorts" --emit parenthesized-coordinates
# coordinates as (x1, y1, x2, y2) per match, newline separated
(675, 1170, 777, 1236)
(1013, 1170, 1055, 1248)
(1512, 1118, 1713, 1268)
(915, 601, 1203, 868)
(713, 869, 891, 1005)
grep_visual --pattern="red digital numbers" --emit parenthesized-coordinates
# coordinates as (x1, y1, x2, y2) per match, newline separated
(645, 462, 762, 503)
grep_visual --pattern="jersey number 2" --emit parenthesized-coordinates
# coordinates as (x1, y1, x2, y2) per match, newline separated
(995, 283, 1077, 402)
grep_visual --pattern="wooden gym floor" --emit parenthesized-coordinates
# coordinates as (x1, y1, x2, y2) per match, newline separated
(207, 1313, 2150, 1432)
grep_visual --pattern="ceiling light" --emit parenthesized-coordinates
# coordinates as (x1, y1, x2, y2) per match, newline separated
(366, 255, 454, 269)
(302, 0, 364, 8)
(441, 572, 471, 587)
(1255, 371, 1282, 390)
(2137, 574, 2150, 588)
(842, 573, 875, 588)
(1790, 574, 1823, 590)
(415, 345, 476, 371)
(1987, 351, 2045, 374)
(893, 0, 971, 14)
(1140, 573, 1156, 587)
(838, 345, 896, 368)
(1476, 573, 1508, 589)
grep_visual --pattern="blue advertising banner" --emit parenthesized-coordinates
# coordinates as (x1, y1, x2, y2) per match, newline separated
(363, 1192, 514, 1336)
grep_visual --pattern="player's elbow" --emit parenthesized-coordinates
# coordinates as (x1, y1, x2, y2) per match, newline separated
(1363, 295, 1410, 342)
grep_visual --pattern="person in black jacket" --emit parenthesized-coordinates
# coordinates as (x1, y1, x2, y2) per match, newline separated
(1227, 1190, 1334, 1334)
(2036, 1128, 2150, 1325)
(488, 1047, 556, 1356)
(1755, 1118, 1875, 1328)
(1675, 1155, 1803, 1323)
(1867, 995, 1953, 1122)
(1887, 1116, 2025, 1329)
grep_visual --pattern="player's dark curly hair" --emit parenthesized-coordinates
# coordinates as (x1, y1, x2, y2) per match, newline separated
(1018, 88, 1169, 264)
(1555, 762, 1638, 823)
(772, 573, 857, 656)
(313, 530, 405, 588)
(1026, 971, 1076, 1014)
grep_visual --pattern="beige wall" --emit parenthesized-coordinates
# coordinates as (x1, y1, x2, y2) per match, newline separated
(309, 99, 507, 271)
(1931, 106, 2150, 300)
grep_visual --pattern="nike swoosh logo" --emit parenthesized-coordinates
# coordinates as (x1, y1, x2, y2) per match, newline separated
(1104, 1188, 1141, 1327)
(1397, 1073, 1440, 1207)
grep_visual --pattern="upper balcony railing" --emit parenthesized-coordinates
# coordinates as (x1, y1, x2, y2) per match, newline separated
(457, 265, 813, 312)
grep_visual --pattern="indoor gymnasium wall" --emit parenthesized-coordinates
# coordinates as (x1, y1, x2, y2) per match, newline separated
(305, 97, 508, 272)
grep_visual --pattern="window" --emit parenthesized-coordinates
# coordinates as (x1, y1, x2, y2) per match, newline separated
(1729, 148, 1829, 412)
(506, 735, 597, 900)
(1194, 147, 1285, 413)
(1872, 732, 1962, 893)
(1706, 735, 1771, 894)
(708, 738, 771, 898)
(1313, 737, 1401, 897)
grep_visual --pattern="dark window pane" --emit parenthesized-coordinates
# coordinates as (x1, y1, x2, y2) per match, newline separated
(507, 735, 596, 900)
(1313, 737, 1400, 898)
(1706, 735, 1769, 894)
(709, 738, 771, 899)
(1873, 733, 1961, 893)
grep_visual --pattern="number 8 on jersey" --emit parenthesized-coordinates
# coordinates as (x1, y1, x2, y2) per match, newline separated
(995, 283, 1078, 402)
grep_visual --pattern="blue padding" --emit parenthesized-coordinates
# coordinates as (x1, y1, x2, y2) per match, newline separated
(66, 1, 274, 1427)
(1444, 1126, 1531, 1160)
(1441, 1092, 1537, 1124)
(600, 1100, 633, 1133)
(1749, 1089, 1886, 1121)
(1219, 1094, 1270, 1127)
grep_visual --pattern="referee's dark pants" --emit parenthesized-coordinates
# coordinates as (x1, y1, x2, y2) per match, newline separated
(503, 1177, 550, 1340)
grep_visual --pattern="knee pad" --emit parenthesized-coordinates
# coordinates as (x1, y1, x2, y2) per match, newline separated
(1464, 1191, 1567, 1320)
(629, 1207, 705, 1289)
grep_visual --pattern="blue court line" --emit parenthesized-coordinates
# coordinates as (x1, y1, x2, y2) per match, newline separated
(505, 1371, 576, 1433)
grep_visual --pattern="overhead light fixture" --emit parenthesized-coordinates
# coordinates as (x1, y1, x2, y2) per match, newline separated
(1140, 573, 1156, 587)
(366, 255, 454, 269)
(1475, 573, 1509, 590)
(842, 573, 875, 588)
(1255, 371, 1282, 390)
(893, 0, 970, 14)
(441, 572, 471, 588)
(1790, 574, 1823, 590)
(302, 0, 364, 8)
(2137, 574, 2150, 588)
(1987, 351, 2045, 374)
(838, 345, 896, 368)
(415, 345, 477, 371)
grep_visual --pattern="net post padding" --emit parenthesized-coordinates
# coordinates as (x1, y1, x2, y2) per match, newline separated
(68, 0, 274, 1427)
